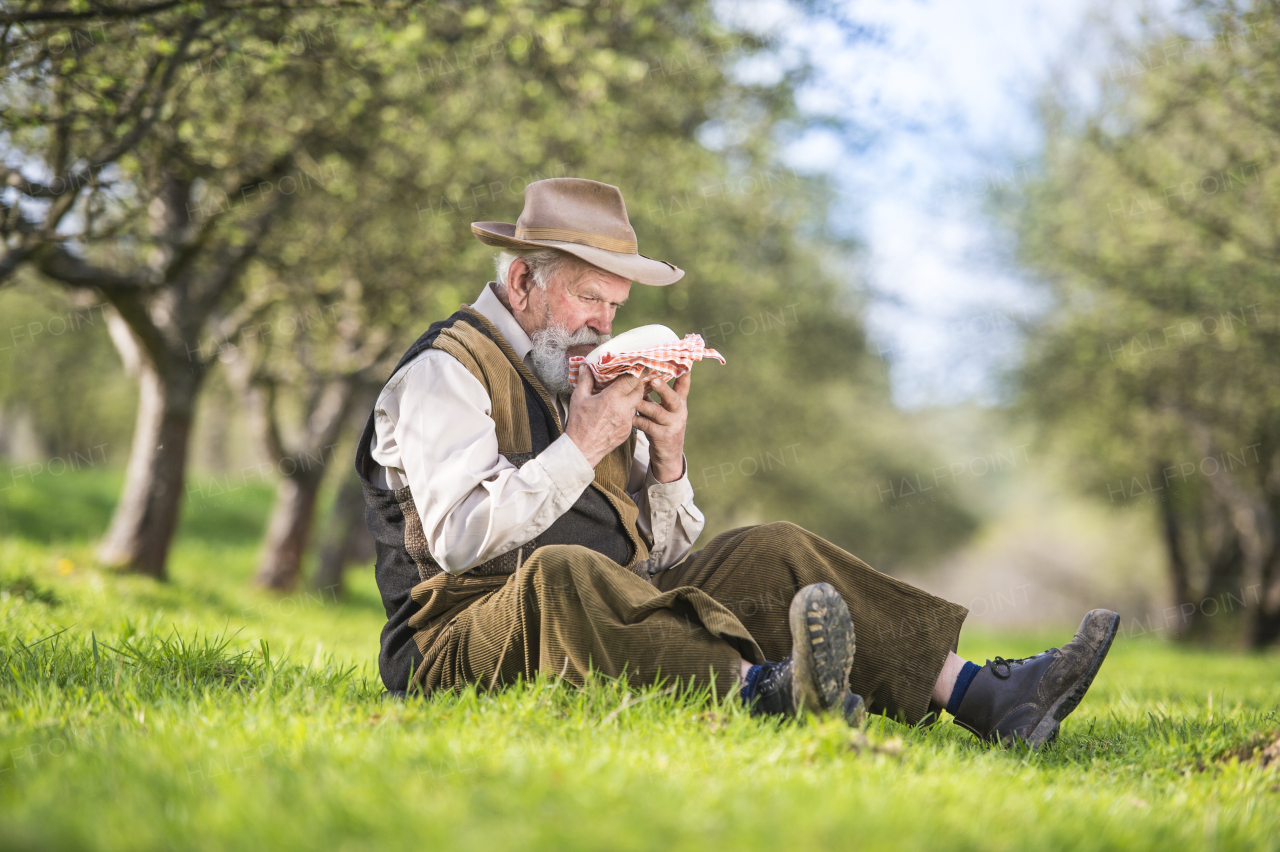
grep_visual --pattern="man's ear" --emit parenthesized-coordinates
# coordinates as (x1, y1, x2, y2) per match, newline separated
(507, 259, 533, 312)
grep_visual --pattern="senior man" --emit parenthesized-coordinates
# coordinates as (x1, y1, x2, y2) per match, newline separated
(355, 177, 1118, 746)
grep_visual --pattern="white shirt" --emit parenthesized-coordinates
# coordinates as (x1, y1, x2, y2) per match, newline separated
(368, 281, 704, 576)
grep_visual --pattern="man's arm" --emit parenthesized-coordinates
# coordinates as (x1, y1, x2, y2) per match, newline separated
(627, 429, 705, 571)
(371, 350, 597, 575)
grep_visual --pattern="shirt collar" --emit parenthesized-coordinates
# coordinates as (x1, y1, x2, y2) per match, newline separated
(470, 281, 533, 363)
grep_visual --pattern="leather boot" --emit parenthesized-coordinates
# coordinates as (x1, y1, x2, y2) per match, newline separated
(750, 583, 857, 718)
(953, 609, 1119, 748)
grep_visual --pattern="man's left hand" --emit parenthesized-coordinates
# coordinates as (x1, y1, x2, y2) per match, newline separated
(634, 369, 691, 484)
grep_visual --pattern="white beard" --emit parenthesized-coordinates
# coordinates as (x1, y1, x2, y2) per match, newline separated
(529, 309, 610, 395)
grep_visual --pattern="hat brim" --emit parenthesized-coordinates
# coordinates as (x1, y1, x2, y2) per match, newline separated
(471, 222, 684, 287)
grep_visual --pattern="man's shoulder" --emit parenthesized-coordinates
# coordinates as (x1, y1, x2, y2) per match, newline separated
(378, 346, 474, 404)
(375, 307, 505, 416)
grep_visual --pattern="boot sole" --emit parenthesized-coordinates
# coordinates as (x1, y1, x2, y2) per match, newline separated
(788, 583, 856, 716)
(1027, 610, 1120, 748)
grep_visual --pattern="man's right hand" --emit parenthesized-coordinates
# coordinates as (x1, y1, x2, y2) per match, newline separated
(564, 370, 647, 468)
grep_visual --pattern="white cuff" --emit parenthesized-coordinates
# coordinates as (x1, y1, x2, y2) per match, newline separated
(532, 433, 598, 501)
(643, 454, 693, 509)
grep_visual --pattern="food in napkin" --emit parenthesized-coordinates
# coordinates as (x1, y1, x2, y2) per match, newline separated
(567, 324, 725, 390)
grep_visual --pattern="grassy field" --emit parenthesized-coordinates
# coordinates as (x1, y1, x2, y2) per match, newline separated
(1, 469, 1279, 851)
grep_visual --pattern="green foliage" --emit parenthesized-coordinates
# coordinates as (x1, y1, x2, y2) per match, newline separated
(4, 0, 978, 569)
(1008, 3, 1280, 641)
(248, 0, 976, 565)
(0, 280, 135, 457)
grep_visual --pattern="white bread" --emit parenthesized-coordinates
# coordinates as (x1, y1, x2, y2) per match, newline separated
(584, 324, 680, 364)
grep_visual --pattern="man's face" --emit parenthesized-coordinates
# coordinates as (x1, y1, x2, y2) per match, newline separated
(520, 261, 632, 395)
(528, 263, 632, 354)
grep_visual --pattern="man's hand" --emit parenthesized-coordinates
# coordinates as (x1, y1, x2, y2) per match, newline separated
(635, 369, 691, 483)
(565, 371, 647, 468)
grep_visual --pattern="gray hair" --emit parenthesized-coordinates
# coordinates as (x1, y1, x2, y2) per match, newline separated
(492, 249, 584, 298)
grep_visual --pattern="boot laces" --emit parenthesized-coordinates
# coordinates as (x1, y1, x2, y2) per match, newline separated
(756, 657, 791, 692)
(988, 649, 1055, 679)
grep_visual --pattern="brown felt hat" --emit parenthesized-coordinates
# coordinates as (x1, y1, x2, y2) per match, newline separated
(471, 178, 684, 286)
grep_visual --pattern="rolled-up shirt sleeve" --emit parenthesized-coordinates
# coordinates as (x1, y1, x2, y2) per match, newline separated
(370, 350, 597, 575)
(626, 430, 705, 572)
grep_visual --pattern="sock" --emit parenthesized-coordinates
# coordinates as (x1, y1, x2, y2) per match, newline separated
(739, 664, 765, 703)
(945, 661, 982, 716)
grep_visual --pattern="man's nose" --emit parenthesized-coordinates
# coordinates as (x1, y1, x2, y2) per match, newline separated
(587, 313, 612, 337)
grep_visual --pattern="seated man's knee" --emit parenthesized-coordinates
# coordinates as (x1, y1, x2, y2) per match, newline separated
(732, 521, 820, 568)
(750, 520, 811, 547)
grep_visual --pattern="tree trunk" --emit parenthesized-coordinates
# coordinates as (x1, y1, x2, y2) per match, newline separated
(97, 361, 202, 579)
(241, 373, 361, 592)
(1247, 543, 1280, 648)
(1158, 478, 1197, 639)
(311, 468, 374, 597)
(255, 470, 325, 591)
(1251, 605, 1280, 647)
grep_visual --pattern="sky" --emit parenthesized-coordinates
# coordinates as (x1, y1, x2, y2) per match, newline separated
(724, 0, 1178, 407)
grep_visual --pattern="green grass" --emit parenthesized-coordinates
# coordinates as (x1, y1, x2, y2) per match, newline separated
(2, 468, 1279, 851)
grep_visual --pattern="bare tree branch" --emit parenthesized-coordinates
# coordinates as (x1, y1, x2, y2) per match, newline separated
(28, 242, 152, 293)
(0, 1, 187, 25)
(0, 0, 411, 26)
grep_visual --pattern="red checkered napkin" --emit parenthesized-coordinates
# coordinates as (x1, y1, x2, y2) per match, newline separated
(567, 333, 725, 389)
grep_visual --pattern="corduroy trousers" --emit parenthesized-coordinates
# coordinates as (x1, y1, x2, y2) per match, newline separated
(413, 521, 968, 724)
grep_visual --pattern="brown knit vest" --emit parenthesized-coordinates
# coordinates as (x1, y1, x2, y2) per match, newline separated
(394, 307, 650, 639)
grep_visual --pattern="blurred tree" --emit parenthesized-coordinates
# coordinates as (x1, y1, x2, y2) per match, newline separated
(244, 0, 979, 580)
(1009, 2, 1280, 645)
(0, 279, 136, 459)
(3, 0, 978, 590)
(222, 263, 391, 591)
(310, 423, 377, 597)
(0, 2, 411, 577)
